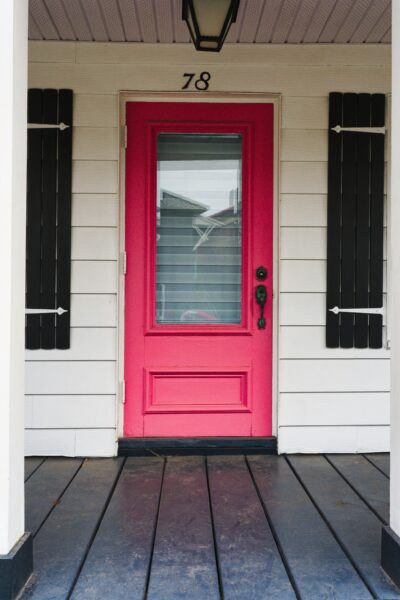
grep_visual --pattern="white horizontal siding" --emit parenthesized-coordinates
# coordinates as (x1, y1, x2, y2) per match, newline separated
(280, 227, 387, 260)
(280, 293, 387, 326)
(25, 395, 116, 428)
(280, 360, 390, 393)
(73, 94, 118, 127)
(72, 127, 119, 160)
(281, 129, 327, 162)
(281, 161, 327, 194)
(280, 194, 387, 227)
(27, 41, 390, 456)
(280, 260, 387, 293)
(25, 428, 116, 457)
(281, 260, 327, 292)
(70, 294, 117, 327)
(280, 195, 327, 226)
(278, 77, 389, 453)
(278, 426, 389, 454)
(25, 328, 117, 361)
(71, 227, 118, 260)
(72, 194, 118, 226)
(282, 96, 328, 129)
(72, 161, 118, 194)
(66, 44, 389, 67)
(280, 327, 389, 359)
(281, 227, 326, 260)
(26, 362, 116, 395)
(71, 261, 117, 293)
(280, 293, 327, 325)
(28, 62, 390, 96)
(279, 393, 390, 426)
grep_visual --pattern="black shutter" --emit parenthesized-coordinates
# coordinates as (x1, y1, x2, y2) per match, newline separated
(326, 92, 385, 349)
(26, 88, 73, 350)
(56, 90, 73, 349)
(326, 93, 342, 348)
(340, 93, 357, 348)
(26, 90, 43, 349)
(369, 95, 385, 349)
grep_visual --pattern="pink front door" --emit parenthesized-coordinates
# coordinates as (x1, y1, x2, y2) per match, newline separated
(124, 102, 274, 437)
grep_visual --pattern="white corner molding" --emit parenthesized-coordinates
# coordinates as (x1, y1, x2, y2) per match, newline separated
(0, 0, 28, 557)
(390, 0, 400, 539)
(329, 306, 384, 316)
(331, 125, 386, 135)
(27, 122, 70, 130)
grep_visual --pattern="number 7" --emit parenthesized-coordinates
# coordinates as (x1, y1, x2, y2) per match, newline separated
(182, 73, 195, 90)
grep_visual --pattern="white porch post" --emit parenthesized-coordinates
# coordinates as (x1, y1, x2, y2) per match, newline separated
(391, 1, 400, 538)
(0, 0, 32, 597)
(382, 0, 400, 586)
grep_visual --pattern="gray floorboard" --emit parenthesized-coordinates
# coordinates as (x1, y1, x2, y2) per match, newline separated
(365, 453, 390, 477)
(70, 457, 164, 600)
(208, 455, 296, 600)
(288, 455, 400, 599)
(25, 458, 83, 536)
(326, 454, 389, 524)
(147, 456, 220, 600)
(22, 458, 123, 600)
(25, 457, 45, 481)
(248, 455, 373, 600)
(22, 453, 397, 600)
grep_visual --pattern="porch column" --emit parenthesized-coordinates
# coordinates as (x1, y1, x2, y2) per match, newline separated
(0, 0, 32, 598)
(381, 0, 400, 587)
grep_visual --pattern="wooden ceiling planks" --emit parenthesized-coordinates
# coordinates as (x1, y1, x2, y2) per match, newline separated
(350, 0, 391, 43)
(29, 0, 392, 43)
(154, 0, 174, 44)
(271, 0, 301, 43)
(318, 0, 356, 43)
(98, 0, 126, 41)
(30, 0, 60, 40)
(302, 0, 337, 43)
(286, 0, 320, 43)
(79, 0, 109, 41)
(367, 5, 391, 44)
(29, 12, 43, 40)
(237, 0, 264, 43)
(118, 0, 141, 41)
(61, 0, 93, 41)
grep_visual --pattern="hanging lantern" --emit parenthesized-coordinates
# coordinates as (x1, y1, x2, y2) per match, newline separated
(182, 0, 240, 52)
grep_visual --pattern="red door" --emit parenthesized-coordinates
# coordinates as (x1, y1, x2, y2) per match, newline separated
(124, 102, 273, 437)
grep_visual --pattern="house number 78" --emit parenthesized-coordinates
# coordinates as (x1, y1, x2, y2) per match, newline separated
(182, 72, 211, 91)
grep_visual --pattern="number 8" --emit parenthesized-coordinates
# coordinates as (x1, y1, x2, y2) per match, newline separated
(195, 72, 211, 91)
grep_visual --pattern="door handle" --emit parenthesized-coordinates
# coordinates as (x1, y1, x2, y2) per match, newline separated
(255, 284, 267, 329)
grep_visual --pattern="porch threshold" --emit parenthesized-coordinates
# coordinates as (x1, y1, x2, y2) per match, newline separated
(118, 436, 277, 456)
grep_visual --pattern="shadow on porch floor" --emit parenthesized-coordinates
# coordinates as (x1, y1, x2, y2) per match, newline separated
(22, 453, 398, 600)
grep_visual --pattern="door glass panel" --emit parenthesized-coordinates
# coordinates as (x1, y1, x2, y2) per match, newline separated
(156, 133, 242, 325)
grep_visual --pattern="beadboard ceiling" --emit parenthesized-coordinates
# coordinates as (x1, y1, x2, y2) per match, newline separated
(28, 0, 391, 44)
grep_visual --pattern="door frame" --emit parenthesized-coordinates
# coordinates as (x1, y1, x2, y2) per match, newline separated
(117, 91, 281, 439)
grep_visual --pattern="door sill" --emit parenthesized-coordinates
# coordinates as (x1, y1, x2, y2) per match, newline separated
(118, 436, 277, 456)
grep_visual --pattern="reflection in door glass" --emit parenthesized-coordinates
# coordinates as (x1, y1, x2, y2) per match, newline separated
(156, 134, 242, 324)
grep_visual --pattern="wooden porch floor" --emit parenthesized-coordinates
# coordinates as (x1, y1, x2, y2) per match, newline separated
(22, 453, 399, 600)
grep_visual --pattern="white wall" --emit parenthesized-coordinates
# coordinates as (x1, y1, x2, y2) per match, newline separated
(27, 42, 391, 456)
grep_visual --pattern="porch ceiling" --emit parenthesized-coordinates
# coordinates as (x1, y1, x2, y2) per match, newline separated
(29, 0, 391, 44)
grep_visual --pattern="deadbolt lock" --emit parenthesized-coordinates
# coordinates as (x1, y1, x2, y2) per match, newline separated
(256, 266, 267, 281)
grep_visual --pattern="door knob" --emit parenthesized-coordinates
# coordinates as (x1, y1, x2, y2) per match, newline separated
(255, 284, 267, 329)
